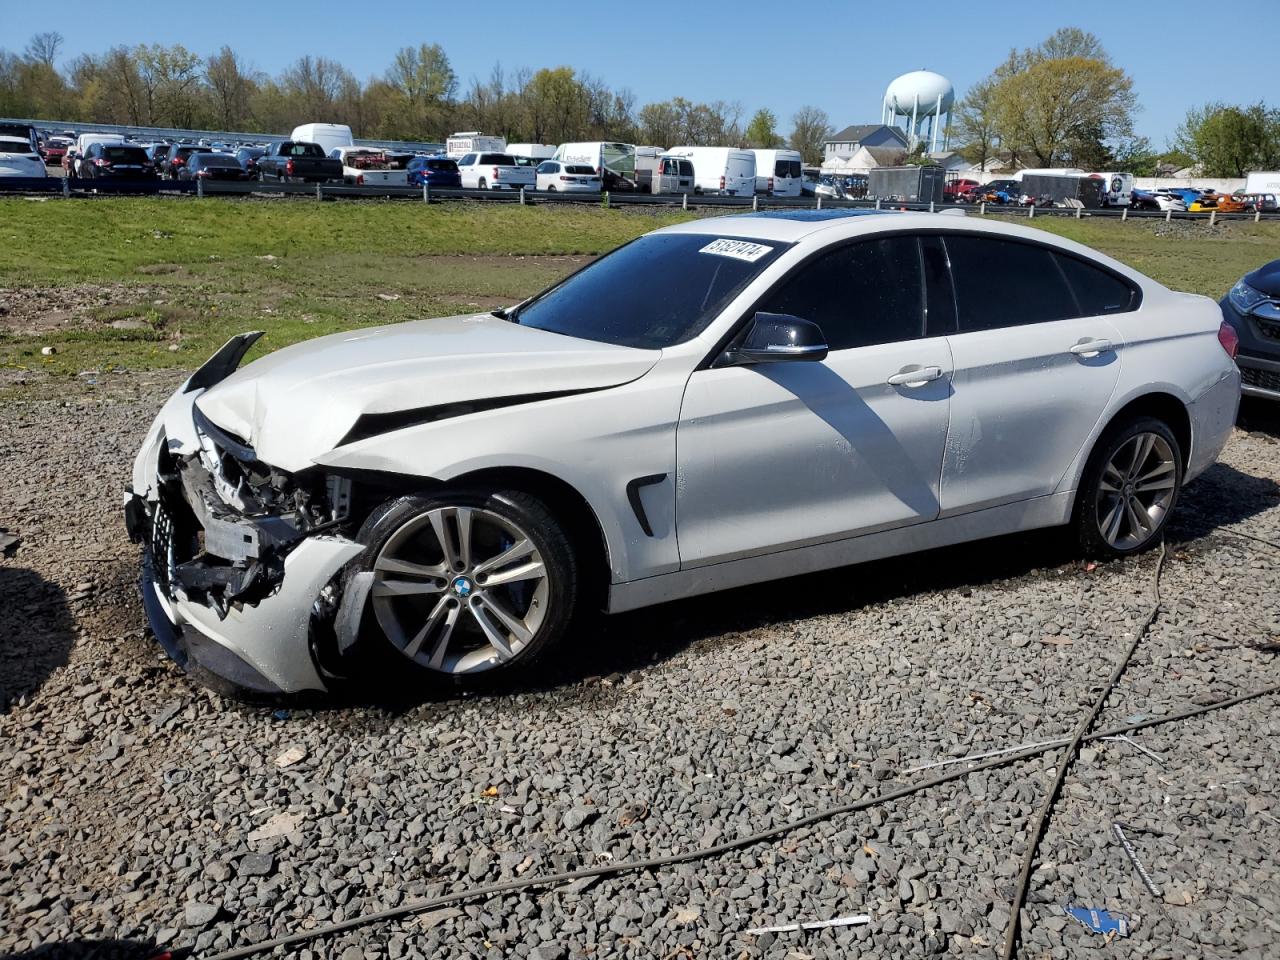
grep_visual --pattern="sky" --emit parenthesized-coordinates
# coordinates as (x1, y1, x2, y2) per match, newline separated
(8, 0, 1275, 145)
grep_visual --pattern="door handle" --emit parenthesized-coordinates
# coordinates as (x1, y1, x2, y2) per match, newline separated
(1069, 338, 1114, 358)
(887, 365, 943, 387)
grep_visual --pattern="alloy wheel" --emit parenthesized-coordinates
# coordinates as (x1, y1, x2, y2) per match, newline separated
(370, 506, 550, 674)
(1094, 432, 1178, 550)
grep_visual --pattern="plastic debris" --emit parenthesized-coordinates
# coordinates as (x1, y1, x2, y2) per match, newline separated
(1064, 904, 1130, 937)
(272, 709, 290, 721)
(1102, 734, 1166, 766)
(247, 811, 302, 844)
(745, 914, 871, 935)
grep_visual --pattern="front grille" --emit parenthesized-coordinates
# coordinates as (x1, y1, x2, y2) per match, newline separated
(1241, 366, 1280, 393)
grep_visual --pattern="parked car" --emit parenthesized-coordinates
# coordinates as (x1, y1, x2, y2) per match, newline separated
(80, 143, 155, 179)
(1162, 187, 1203, 207)
(534, 160, 601, 192)
(651, 156, 695, 195)
(331, 146, 409, 187)
(1190, 193, 1249, 213)
(255, 141, 343, 183)
(180, 152, 251, 181)
(1130, 189, 1186, 212)
(944, 178, 981, 202)
(160, 145, 214, 180)
(126, 210, 1239, 695)
(1221, 259, 1280, 402)
(39, 135, 72, 165)
(0, 123, 46, 178)
(455, 152, 535, 191)
(235, 146, 266, 177)
(1241, 193, 1279, 213)
(406, 156, 462, 188)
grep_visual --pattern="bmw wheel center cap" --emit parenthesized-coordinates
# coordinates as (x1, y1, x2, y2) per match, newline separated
(452, 576, 474, 598)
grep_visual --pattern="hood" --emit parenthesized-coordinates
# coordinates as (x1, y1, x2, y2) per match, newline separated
(1245, 259, 1280, 299)
(194, 314, 660, 472)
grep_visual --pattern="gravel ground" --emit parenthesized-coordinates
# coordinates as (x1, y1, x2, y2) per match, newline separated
(1, 379, 1278, 960)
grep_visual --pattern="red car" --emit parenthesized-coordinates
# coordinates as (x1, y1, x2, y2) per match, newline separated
(40, 137, 71, 165)
(944, 178, 981, 202)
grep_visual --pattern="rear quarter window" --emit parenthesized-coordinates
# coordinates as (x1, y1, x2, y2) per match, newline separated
(1054, 254, 1140, 316)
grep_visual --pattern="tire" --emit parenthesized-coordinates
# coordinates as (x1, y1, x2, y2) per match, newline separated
(345, 488, 578, 687)
(546, 184, 556, 192)
(1075, 416, 1183, 559)
(478, 177, 487, 190)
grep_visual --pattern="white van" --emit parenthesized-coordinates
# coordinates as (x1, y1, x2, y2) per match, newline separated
(290, 123, 354, 157)
(1087, 171, 1135, 207)
(447, 132, 507, 158)
(1246, 171, 1280, 194)
(554, 142, 637, 187)
(506, 143, 556, 161)
(751, 148, 803, 196)
(664, 146, 755, 196)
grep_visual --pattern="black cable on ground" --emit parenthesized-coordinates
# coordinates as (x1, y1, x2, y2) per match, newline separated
(1216, 526, 1280, 552)
(190, 677, 1280, 959)
(1000, 541, 1166, 960)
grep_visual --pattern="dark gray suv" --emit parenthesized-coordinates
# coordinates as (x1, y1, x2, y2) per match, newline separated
(1221, 259, 1280, 401)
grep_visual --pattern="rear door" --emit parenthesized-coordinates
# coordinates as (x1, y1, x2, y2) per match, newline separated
(676, 235, 954, 566)
(939, 234, 1132, 515)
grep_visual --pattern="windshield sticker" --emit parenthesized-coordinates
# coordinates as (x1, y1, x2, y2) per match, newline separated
(699, 239, 773, 262)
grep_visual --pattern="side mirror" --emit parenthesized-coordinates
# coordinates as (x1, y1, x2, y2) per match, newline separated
(721, 313, 829, 366)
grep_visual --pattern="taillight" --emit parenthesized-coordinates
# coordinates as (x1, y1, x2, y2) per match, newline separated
(767, 177, 774, 192)
(719, 175, 725, 190)
(95, 159, 109, 167)
(493, 166, 500, 180)
(356, 174, 364, 185)
(1218, 321, 1240, 359)
(559, 176, 570, 181)
(286, 159, 295, 175)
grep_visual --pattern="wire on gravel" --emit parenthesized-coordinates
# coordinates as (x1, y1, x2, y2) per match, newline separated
(1000, 541, 1166, 960)
(190, 674, 1280, 958)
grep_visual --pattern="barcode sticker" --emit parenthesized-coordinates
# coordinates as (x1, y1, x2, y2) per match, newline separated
(699, 239, 773, 262)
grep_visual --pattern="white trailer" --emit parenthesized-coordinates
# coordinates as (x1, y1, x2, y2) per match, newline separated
(1246, 171, 1280, 195)
(447, 132, 507, 158)
(663, 146, 756, 196)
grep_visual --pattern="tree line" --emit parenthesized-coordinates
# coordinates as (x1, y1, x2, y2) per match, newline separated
(0, 32, 836, 161)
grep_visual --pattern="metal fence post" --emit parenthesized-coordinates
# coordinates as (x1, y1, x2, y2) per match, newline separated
(752, 195, 758, 211)
(1165, 209, 1172, 223)
(519, 187, 526, 205)
(1209, 210, 1217, 227)
(197, 177, 204, 199)
(1121, 206, 1128, 222)
(875, 198, 882, 210)
(979, 201, 986, 216)
(62, 176, 70, 198)
(928, 200, 935, 213)
(422, 183, 429, 203)
(315, 183, 322, 201)
(1028, 204, 1035, 219)
(1256, 209, 1262, 223)
(816, 194, 822, 210)
(682, 192, 687, 211)
(1075, 205, 1082, 219)
(603, 191, 610, 208)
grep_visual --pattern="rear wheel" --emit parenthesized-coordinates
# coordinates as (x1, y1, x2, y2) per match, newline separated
(547, 184, 556, 192)
(1075, 416, 1183, 558)
(478, 177, 487, 190)
(349, 489, 577, 683)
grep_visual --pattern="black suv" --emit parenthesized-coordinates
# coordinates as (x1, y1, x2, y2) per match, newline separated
(81, 143, 154, 179)
(1221, 259, 1280, 401)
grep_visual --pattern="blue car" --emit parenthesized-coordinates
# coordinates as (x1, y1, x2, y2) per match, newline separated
(407, 155, 461, 188)
(1162, 187, 1202, 206)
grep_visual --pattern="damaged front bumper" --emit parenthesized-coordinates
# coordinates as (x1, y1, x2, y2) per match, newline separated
(125, 334, 364, 694)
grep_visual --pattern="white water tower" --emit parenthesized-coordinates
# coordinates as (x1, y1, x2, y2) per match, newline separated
(882, 70, 955, 154)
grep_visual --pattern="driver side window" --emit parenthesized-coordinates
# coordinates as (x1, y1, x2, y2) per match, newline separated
(757, 236, 926, 351)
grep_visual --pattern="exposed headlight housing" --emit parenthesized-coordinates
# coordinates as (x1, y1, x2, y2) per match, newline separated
(1228, 278, 1267, 315)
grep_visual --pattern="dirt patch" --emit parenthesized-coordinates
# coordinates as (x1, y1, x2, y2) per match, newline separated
(0, 284, 156, 335)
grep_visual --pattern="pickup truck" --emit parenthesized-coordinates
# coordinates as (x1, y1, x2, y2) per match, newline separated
(255, 141, 342, 183)
(331, 146, 409, 187)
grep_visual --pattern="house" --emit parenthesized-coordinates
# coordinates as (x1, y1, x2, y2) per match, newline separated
(822, 145, 906, 176)
(822, 124, 909, 165)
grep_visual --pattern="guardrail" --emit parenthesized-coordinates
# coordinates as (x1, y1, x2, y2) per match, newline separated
(4, 175, 1280, 223)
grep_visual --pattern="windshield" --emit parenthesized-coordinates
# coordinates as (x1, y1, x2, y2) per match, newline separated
(512, 233, 787, 349)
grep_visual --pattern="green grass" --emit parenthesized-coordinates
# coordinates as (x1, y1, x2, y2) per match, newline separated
(2, 197, 1277, 381)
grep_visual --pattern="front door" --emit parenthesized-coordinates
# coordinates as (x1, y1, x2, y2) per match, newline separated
(676, 235, 954, 567)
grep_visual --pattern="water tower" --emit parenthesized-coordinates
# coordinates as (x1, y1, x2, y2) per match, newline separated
(882, 70, 955, 154)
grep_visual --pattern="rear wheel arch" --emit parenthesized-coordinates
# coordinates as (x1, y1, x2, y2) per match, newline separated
(1098, 392, 1192, 470)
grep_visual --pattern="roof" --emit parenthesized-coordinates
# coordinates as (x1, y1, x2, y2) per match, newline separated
(824, 124, 909, 146)
(862, 146, 906, 165)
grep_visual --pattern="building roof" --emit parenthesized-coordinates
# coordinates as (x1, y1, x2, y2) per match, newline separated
(862, 146, 906, 165)
(824, 124, 908, 146)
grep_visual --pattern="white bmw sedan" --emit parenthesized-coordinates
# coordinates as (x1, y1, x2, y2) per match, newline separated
(126, 211, 1241, 695)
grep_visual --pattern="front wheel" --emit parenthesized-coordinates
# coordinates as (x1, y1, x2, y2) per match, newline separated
(349, 489, 578, 683)
(1075, 416, 1183, 558)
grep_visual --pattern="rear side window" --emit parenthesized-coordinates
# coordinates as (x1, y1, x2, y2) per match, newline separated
(944, 236, 1076, 332)
(565, 165, 595, 175)
(759, 237, 925, 351)
(1054, 254, 1139, 315)
(481, 153, 515, 165)
(427, 159, 457, 171)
